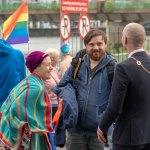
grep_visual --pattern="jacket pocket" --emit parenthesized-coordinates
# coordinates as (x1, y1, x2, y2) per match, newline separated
(81, 104, 106, 131)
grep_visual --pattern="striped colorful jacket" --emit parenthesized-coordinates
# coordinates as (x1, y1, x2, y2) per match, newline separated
(0, 73, 53, 149)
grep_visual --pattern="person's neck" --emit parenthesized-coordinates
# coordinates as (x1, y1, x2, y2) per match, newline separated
(90, 59, 101, 69)
(32, 72, 47, 82)
(63, 54, 71, 59)
(32, 72, 42, 80)
(127, 46, 143, 54)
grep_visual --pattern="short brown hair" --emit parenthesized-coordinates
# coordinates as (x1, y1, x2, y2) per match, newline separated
(84, 29, 107, 45)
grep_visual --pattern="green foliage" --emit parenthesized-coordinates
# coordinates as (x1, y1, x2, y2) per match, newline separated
(49, 1, 60, 10)
(104, 2, 113, 12)
(0, 3, 21, 11)
(0, 2, 60, 11)
(108, 43, 127, 62)
(103, 1, 150, 12)
(89, 2, 97, 10)
(144, 39, 150, 52)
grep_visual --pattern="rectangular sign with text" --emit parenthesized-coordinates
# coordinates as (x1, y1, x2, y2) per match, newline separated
(61, 0, 88, 13)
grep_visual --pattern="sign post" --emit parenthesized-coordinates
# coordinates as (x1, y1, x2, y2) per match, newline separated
(78, 14, 90, 39)
(60, 14, 71, 41)
(60, 0, 89, 49)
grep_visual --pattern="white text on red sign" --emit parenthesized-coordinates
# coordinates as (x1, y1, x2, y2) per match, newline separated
(61, 0, 88, 13)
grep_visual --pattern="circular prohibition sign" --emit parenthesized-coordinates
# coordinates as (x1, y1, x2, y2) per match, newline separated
(78, 14, 90, 39)
(60, 14, 71, 41)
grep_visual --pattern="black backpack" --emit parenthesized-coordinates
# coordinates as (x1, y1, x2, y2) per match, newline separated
(105, 59, 117, 84)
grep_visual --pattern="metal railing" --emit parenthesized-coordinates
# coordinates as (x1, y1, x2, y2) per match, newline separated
(69, 28, 150, 63)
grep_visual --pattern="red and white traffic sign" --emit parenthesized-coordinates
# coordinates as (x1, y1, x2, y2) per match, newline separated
(78, 14, 90, 39)
(60, 14, 71, 41)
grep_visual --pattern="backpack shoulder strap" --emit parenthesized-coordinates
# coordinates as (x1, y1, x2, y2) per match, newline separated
(106, 59, 117, 85)
(73, 58, 82, 80)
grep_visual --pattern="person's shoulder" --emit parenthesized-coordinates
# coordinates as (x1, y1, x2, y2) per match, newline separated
(115, 58, 132, 72)
(105, 53, 117, 65)
(76, 49, 86, 58)
(28, 75, 44, 89)
(106, 52, 116, 60)
(60, 57, 71, 65)
(116, 59, 127, 67)
(68, 55, 73, 62)
(120, 57, 133, 66)
(11, 49, 25, 62)
(60, 60, 65, 67)
(12, 48, 24, 56)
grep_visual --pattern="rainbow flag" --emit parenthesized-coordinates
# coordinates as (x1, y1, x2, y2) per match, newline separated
(2, 2, 29, 44)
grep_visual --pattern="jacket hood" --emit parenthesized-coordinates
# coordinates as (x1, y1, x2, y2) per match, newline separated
(0, 39, 13, 55)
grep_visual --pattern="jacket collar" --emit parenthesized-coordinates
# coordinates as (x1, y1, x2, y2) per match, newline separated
(83, 53, 115, 71)
(128, 49, 144, 58)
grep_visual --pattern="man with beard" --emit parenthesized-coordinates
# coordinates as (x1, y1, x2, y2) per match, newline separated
(52, 29, 116, 150)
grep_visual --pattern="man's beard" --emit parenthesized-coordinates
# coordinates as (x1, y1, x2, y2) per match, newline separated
(88, 50, 105, 61)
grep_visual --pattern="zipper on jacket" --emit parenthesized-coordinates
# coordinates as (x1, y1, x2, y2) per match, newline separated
(81, 76, 92, 125)
(80, 67, 102, 125)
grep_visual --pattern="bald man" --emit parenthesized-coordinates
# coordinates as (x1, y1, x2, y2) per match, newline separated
(97, 23, 150, 150)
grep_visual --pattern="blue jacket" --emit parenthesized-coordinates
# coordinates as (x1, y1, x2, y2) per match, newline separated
(53, 83, 78, 147)
(0, 39, 26, 107)
(53, 53, 116, 136)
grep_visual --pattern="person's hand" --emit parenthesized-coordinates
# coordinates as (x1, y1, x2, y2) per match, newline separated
(97, 127, 106, 143)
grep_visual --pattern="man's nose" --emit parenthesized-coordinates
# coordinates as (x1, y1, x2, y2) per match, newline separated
(93, 44, 99, 49)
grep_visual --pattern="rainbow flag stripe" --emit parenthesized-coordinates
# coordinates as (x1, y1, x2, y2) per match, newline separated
(2, 2, 29, 44)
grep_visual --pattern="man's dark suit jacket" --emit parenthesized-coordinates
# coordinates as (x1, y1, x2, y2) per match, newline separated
(99, 51, 150, 145)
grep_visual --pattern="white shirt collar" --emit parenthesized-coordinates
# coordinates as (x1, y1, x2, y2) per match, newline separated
(128, 49, 144, 58)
